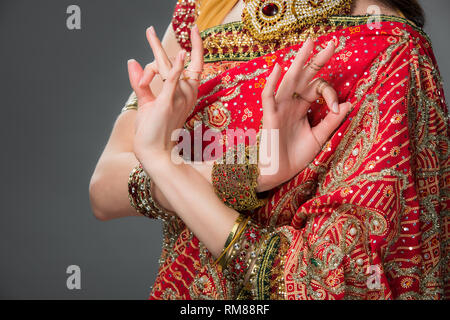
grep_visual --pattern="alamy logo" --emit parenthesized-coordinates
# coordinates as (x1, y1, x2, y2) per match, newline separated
(66, 5, 81, 30)
(66, 265, 81, 290)
(366, 265, 381, 290)
(367, 5, 382, 30)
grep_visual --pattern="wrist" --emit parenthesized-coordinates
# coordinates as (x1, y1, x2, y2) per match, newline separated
(138, 150, 174, 177)
(256, 174, 278, 193)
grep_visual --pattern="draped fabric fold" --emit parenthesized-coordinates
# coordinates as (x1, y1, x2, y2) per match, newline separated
(148, 1, 449, 300)
(196, 0, 240, 31)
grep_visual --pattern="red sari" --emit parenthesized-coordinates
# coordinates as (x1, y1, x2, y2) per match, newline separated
(149, 2, 449, 300)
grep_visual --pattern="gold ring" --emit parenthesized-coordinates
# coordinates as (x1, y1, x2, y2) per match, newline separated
(315, 78, 329, 96)
(306, 61, 323, 72)
(181, 76, 200, 82)
(292, 92, 313, 104)
(183, 70, 201, 81)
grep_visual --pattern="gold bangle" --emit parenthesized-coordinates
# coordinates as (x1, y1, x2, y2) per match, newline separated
(214, 216, 242, 267)
(122, 92, 138, 113)
(221, 217, 249, 267)
(214, 215, 250, 268)
(121, 105, 138, 113)
(224, 215, 244, 249)
(128, 164, 173, 221)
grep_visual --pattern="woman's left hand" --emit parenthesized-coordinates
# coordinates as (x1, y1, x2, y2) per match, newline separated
(257, 39, 352, 192)
(127, 26, 204, 167)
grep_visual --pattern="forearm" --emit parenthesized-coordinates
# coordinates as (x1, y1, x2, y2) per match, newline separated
(141, 154, 239, 257)
(140, 154, 284, 292)
(90, 23, 184, 220)
(90, 110, 174, 219)
(90, 151, 140, 220)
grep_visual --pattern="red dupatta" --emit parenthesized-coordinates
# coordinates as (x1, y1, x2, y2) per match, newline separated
(150, 11, 449, 300)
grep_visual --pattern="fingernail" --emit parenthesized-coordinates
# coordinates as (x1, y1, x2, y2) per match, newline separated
(128, 59, 135, 64)
(332, 102, 339, 114)
(149, 26, 155, 34)
(303, 38, 313, 50)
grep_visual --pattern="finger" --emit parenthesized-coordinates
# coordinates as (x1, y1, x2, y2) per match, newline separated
(139, 62, 158, 86)
(312, 102, 352, 145)
(262, 63, 282, 114)
(276, 38, 314, 100)
(138, 62, 158, 100)
(160, 50, 186, 101)
(302, 78, 340, 114)
(186, 25, 204, 85)
(127, 59, 154, 105)
(296, 40, 335, 90)
(146, 26, 172, 76)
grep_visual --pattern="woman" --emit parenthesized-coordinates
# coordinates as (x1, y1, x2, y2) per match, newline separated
(90, 0, 449, 300)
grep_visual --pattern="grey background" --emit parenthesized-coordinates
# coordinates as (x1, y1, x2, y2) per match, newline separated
(0, 0, 448, 299)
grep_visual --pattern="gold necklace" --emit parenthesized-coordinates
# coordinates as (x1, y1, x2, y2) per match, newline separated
(242, 0, 353, 41)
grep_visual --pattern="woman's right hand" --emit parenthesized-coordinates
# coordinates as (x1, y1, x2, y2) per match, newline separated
(257, 38, 352, 192)
(127, 25, 204, 163)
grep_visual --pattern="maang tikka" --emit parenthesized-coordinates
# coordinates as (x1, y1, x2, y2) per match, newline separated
(242, 0, 353, 41)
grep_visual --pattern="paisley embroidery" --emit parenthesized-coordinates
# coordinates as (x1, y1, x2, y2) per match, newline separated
(203, 101, 231, 131)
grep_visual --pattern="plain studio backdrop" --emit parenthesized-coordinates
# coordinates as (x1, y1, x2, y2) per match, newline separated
(0, 0, 448, 299)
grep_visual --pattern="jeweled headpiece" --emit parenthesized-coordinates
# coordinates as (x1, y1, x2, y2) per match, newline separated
(243, 0, 353, 41)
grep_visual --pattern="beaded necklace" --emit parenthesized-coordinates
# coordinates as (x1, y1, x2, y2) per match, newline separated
(242, 0, 353, 41)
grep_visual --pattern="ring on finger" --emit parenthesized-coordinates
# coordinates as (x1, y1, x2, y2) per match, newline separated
(292, 92, 314, 104)
(180, 76, 200, 82)
(182, 70, 201, 81)
(305, 60, 323, 72)
(315, 78, 329, 96)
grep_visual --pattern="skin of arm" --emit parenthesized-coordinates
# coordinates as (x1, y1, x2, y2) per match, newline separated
(89, 25, 181, 221)
(143, 153, 238, 257)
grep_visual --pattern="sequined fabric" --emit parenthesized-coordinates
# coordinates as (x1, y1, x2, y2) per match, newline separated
(150, 2, 449, 300)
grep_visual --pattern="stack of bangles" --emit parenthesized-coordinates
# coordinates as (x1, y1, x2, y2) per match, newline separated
(128, 163, 174, 221)
(214, 214, 275, 286)
(210, 146, 272, 284)
(121, 92, 138, 113)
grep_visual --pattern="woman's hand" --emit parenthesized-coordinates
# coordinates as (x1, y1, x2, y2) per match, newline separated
(257, 39, 352, 192)
(127, 26, 204, 168)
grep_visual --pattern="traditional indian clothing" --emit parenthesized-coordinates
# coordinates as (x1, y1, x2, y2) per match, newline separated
(127, 0, 449, 300)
